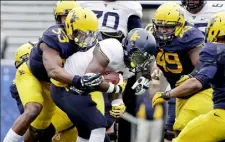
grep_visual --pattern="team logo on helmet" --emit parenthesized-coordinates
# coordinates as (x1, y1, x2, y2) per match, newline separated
(70, 10, 79, 23)
(130, 31, 140, 41)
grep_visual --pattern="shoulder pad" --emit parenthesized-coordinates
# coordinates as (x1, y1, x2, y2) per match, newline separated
(99, 38, 123, 63)
(177, 25, 205, 50)
(199, 43, 217, 63)
(122, 1, 143, 18)
(42, 24, 69, 53)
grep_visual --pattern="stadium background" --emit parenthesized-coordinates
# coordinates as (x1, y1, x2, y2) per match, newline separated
(0, 1, 179, 141)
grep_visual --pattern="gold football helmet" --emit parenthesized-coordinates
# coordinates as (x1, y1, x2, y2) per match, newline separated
(54, 1, 80, 24)
(65, 7, 98, 48)
(152, 2, 185, 43)
(14, 42, 37, 68)
(206, 12, 225, 42)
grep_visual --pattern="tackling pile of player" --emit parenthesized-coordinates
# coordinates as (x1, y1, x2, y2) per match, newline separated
(3, 0, 225, 142)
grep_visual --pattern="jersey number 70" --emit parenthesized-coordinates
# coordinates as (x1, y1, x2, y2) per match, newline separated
(93, 10, 120, 30)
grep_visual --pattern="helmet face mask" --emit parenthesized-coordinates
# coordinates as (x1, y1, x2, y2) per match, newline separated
(182, 0, 205, 13)
(54, 1, 80, 24)
(14, 42, 35, 69)
(152, 20, 178, 44)
(15, 53, 29, 68)
(122, 29, 156, 72)
(130, 50, 154, 71)
(72, 30, 97, 48)
(55, 10, 70, 24)
(124, 48, 153, 72)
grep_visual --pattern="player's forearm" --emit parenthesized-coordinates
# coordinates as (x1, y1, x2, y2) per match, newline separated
(169, 78, 202, 98)
(48, 67, 73, 84)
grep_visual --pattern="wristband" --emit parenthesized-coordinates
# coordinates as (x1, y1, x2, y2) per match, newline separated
(72, 75, 81, 87)
(114, 85, 122, 94)
(106, 82, 115, 93)
(162, 91, 171, 100)
(111, 98, 124, 106)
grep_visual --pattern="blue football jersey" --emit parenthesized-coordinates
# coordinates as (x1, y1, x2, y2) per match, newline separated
(196, 42, 225, 109)
(155, 24, 205, 88)
(29, 24, 79, 82)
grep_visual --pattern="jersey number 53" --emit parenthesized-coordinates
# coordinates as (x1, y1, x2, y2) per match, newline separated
(52, 28, 69, 43)
(156, 51, 183, 74)
(93, 10, 120, 30)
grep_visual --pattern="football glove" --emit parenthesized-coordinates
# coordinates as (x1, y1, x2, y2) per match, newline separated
(110, 99, 126, 118)
(152, 91, 170, 108)
(151, 67, 162, 80)
(132, 77, 150, 95)
(175, 75, 192, 87)
(72, 73, 103, 91)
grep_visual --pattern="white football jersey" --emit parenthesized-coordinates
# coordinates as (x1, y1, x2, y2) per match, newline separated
(79, 1, 142, 36)
(184, 2, 225, 32)
(64, 38, 134, 80)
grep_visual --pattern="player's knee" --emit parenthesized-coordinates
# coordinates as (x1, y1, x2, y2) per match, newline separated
(28, 126, 45, 141)
(24, 102, 42, 120)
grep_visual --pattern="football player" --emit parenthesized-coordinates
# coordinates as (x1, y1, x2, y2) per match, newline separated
(8, 41, 78, 142)
(135, 88, 165, 142)
(79, 1, 144, 141)
(80, 0, 143, 42)
(3, 6, 98, 142)
(50, 28, 156, 142)
(149, 2, 214, 141)
(153, 12, 225, 142)
(182, 0, 225, 32)
(80, 1, 143, 140)
(4, 2, 81, 142)
(10, 42, 35, 114)
(54, 1, 80, 24)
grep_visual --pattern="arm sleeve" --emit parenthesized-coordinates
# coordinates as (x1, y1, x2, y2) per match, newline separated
(181, 27, 205, 50)
(42, 33, 61, 53)
(194, 46, 218, 86)
(127, 15, 143, 32)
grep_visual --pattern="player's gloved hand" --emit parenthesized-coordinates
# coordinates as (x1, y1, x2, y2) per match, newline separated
(132, 77, 150, 95)
(110, 99, 126, 118)
(175, 74, 192, 87)
(151, 67, 162, 80)
(72, 73, 104, 90)
(152, 91, 170, 108)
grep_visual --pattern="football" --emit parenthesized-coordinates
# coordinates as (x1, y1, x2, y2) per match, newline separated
(103, 71, 121, 85)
